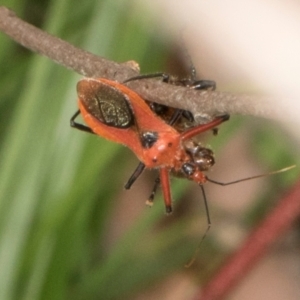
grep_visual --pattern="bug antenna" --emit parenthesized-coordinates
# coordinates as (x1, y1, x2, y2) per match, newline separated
(185, 185, 211, 268)
(206, 165, 296, 186)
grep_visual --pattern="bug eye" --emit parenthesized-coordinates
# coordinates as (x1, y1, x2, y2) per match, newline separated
(141, 131, 158, 148)
(182, 163, 195, 176)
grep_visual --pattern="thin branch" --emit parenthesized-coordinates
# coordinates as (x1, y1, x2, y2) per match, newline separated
(0, 6, 137, 80)
(0, 6, 277, 120)
(195, 180, 300, 300)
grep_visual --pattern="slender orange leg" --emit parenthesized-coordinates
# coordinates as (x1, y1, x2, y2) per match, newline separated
(181, 114, 229, 141)
(159, 168, 172, 214)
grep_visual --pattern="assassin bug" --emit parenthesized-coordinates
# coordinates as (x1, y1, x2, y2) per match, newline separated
(70, 76, 229, 214)
(123, 69, 218, 204)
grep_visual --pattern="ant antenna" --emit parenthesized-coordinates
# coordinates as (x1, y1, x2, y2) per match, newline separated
(206, 165, 296, 186)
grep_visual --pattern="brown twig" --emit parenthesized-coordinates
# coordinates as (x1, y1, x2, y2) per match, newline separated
(0, 6, 137, 80)
(195, 180, 300, 300)
(0, 6, 278, 121)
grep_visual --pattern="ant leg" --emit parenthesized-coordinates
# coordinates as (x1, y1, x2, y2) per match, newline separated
(124, 162, 146, 189)
(191, 80, 216, 91)
(169, 109, 184, 126)
(181, 110, 194, 122)
(188, 64, 216, 90)
(70, 110, 94, 134)
(123, 73, 169, 84)
(124, 72, 215, 90)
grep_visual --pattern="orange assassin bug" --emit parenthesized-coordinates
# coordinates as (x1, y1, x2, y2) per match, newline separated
(70, 77, 229, 214)
(122, 71, 218, 205)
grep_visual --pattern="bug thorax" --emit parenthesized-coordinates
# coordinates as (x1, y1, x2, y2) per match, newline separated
(141, 131, 181, 168)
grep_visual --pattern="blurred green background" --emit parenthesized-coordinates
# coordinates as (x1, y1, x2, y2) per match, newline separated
(0, 0, 298, 299)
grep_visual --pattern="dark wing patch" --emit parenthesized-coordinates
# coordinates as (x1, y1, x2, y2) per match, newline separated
(77, 79, 134, 128)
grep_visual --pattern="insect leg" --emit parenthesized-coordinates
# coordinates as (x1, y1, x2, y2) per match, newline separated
(191, 80, 216, 91)
(124, 162, 146, 189)
(181, 114, 230, 141)
(146, 177, 160, 207)
(123, 73, 169, 84)
(160, 168, 172, 214)
(70, 110, 94, 134)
